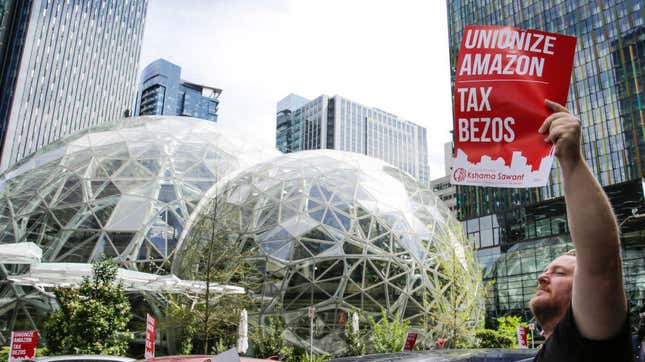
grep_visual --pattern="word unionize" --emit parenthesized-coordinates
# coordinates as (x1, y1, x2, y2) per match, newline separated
(458, 28, 556, 77)
(456, 28, 559, 143)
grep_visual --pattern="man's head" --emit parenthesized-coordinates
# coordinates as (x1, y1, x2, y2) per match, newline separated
(529, 252, 576, 326)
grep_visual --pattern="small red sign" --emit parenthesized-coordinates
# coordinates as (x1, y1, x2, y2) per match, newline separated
(338, 310, 346, 325)
(402, 332, 418, 351)
(9, 330, 38, 362)
(516, 325, 528, 348)
(145, 313, 156, 359)
(307, 306, 315, 318)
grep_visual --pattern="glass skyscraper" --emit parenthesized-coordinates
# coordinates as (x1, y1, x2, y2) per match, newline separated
(276, 94, 430, 186)
(137, 58, 221, 122)
(0, 0, 148, 172)
(447, 1, 644, 326)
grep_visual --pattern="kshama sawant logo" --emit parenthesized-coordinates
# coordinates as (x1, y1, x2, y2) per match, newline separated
(450, 25, 576, 188)
(453, 168, 467, 183)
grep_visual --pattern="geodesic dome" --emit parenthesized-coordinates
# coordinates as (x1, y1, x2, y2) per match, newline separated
(174, 150, 484, 353)
(0, 116, 278, 337)
(0, 116, 277, 269)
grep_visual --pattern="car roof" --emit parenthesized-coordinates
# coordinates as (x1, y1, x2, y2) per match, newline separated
(135, 356, 212, 362)
(135, 356, 277, 362)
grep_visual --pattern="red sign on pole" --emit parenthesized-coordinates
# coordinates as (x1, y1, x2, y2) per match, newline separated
(516, 325, 528, 349)
(451, 25, 576, 188)
(145, 313, 156, 359)
(9, 330, 38, 362)
(338, 310, 346, 326)
(402, 332, 418, 352)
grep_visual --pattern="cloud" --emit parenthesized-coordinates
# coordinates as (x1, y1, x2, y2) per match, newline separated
(140, 0, 454, 178)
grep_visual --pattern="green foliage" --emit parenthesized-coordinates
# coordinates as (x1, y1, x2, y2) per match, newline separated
(211, 337, 231, 354)
(251, 316, 290, 359)
(44, 258, 132, 355)
(343, 313, 366, 356)
(474, 329, 514, 348)
(368, 310, 410, 353)
(158, 295, 197, 354)
(496, 315, 532, 344)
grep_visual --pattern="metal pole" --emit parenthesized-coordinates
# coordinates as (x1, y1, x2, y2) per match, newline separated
(309, 311, 313, 362)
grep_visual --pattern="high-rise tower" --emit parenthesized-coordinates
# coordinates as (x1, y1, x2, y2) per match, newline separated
(276, 94, 430, 185)
(0, 0, 148, 171)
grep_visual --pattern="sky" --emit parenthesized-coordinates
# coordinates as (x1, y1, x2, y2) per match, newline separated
(139, 0, 454, 179)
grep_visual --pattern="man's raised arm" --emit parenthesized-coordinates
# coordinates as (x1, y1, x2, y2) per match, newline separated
(539, 99, 627, 340)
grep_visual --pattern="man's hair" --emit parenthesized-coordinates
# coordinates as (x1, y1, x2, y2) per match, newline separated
(563, 249, 576, 257)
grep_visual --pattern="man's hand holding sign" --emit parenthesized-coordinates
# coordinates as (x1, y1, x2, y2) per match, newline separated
(452, 26, 632, 361)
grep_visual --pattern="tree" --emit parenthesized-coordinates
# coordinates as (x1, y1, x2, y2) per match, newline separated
(45, 258, 131, 355)
(169, 193, 263, 353)
(425, 221, 485, 348)
(368, 310, 410, 353)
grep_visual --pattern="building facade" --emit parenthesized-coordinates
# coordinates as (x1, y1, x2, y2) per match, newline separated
(0, 0, 148, 171)
(431, 175, 457, 215)
(447, 0, 645, 325)
(431, 142, 457, 215)
(137, 58, 221, 121)
(276, 94, 430, 185)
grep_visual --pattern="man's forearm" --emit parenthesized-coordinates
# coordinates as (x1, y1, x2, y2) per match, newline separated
(561, 158, 621, 275)
(562, 157, 627, 339)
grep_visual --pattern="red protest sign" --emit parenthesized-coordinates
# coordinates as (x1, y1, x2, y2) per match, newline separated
(451, 25, 576, 188)
(145, 313, 156, 359)
(9, 330, 38, 362)
(402, 332, 418, 351)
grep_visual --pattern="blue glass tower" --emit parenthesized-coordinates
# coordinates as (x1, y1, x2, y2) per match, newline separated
(137, 59, 221, 122)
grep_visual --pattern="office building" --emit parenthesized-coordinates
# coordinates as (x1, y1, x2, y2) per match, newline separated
(431, 175, 457, 215)
(447, 0, 645, 324)
(276, 94, 430, 185)
(0, 0, 148, 171)
(137, 58, 221, 121)
(431, 143, 458, 215)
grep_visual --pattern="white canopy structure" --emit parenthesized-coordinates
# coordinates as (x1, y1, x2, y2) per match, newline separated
(0, 242, 42, 264)
(7, 263, 244, 295)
